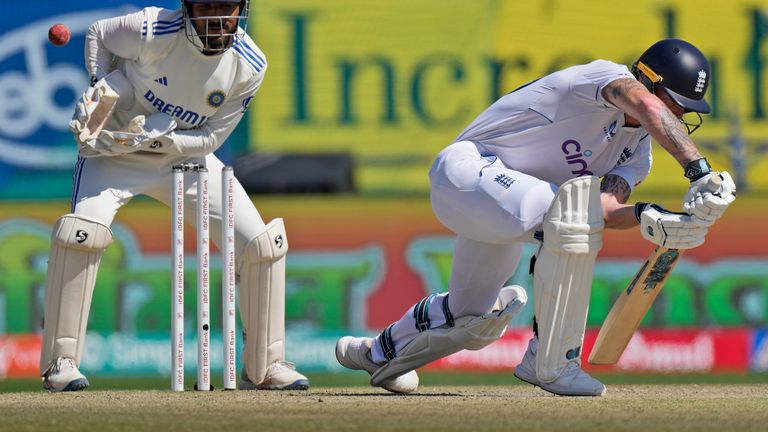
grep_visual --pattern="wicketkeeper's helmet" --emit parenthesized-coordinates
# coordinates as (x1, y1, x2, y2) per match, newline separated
(631, 38, 711, 114)
(182, 0, 249, 54)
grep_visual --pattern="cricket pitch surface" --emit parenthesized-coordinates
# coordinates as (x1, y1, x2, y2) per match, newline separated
(2, 384, 767, 431)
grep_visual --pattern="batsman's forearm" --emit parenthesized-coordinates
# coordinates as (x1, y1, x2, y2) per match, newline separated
(641, 103, 703, 167)
(602, 78, 702, 168)
(603, 203, 638, 229)
(600, 192, 638, 229)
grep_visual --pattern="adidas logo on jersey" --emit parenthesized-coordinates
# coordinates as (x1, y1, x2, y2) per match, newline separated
(154, 76, 168, 86)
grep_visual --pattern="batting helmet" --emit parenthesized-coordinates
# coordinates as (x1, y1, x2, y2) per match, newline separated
(631, 39, 711, 114)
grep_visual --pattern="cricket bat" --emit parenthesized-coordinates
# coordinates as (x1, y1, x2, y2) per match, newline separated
(588, 246, 681, 365)
(589, 175, 723, 365)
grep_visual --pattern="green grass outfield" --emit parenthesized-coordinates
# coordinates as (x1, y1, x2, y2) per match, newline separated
(2, 373, 768, 432)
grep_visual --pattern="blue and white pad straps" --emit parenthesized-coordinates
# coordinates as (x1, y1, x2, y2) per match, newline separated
(442, 294, 455, 328)
(378, 324, 397, 361)
(371, 292, 456, 364)
(414, 294, 437, 332)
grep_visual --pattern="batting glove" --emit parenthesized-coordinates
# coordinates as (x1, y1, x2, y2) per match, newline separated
(682, 171, 736, 226)
(635, 203, 709, 250)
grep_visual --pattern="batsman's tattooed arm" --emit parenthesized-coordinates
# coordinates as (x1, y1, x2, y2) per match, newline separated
(600, 174, 631, 203)
(603, 77, 702, 166)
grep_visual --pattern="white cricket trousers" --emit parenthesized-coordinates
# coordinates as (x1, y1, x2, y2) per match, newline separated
(371, 141, 556, 363)
(71, 152, 266, 258)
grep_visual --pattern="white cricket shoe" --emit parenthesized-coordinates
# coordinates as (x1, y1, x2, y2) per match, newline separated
(240, 360, 310, 390)
(514, 337, 606, 396)
(335, 336, 419, 394)
(42, 357, 89, 392)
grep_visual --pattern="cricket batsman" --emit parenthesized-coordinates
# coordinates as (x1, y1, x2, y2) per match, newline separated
(336, 39, 736, 396)
(40, 0, 309, 392)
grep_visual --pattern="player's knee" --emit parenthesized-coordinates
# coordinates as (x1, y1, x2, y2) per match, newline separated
(242, 218, 288, 264)
(517, 181, 558, 233)
(542, 177, 603, 254)
(429, 141, 485, 191)
(51, 214, 113, 251)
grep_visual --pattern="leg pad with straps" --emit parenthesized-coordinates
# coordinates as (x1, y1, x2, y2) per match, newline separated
(371, 285, 527, 386)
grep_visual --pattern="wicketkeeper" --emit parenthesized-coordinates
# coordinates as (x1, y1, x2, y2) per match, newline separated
(336, 39, 736, 396)
(40, 0, 309, 392)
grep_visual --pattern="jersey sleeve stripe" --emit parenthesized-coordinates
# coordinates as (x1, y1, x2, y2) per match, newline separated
(154, 26, 183, 36)
(141, 15, 183, 36)
(153, 23, 183, 32)
(70, 157, 85, 212)
(154, 17, 183, 30)
(234, 36, 266, 67)
(235, 44, 265, 68)
(232, 45, 264, 72)
(155, 17, 183, 25)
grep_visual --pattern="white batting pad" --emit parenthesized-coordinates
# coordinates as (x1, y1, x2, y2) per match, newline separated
(40, 214, 113, 374)
(534, 176, 603, 382)
(371, 286, 527, 386)
(239, 218, 288, 385)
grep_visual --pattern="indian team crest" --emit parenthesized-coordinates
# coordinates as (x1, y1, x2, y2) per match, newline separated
(207, 90, 226, 108)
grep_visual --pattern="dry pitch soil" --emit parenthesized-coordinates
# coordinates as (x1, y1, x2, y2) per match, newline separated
(2, 384, 767, 432)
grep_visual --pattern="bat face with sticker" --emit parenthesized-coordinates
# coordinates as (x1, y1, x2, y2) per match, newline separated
(589, 176, 723, 365)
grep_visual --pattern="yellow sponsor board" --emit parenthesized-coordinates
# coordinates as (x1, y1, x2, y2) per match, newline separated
(252, 0, 768, 195)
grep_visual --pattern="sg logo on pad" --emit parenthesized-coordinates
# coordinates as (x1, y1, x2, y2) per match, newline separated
(75, 230, 89, 243)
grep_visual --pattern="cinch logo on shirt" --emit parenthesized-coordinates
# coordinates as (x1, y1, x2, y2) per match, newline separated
(561, 139, 594, 176)
(144, 90, 208, 126)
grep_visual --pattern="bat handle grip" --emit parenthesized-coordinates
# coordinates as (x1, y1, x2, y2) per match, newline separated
(706, 173, 723, 195)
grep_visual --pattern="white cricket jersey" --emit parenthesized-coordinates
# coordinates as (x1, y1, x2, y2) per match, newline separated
(455, 60, 652, 189)
(84, 6, 266, 157)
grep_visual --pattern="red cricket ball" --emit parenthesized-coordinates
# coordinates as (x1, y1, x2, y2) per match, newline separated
(48, 23, 71, 46)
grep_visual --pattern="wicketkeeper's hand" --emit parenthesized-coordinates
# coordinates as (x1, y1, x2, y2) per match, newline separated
(103, 112, 177, 147)
(682, 171, 736, 226)
(69, 85, 119, 144)
(79, 112, 176, 157)
(77, 133, 142, 157)
(635, 203, 709, 249)
(69, 70, 134, 146)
